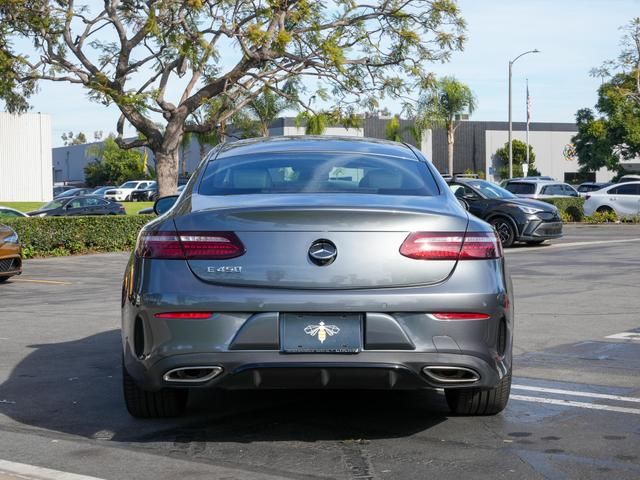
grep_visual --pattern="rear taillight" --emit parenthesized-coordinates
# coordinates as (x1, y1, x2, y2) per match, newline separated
(137, 231, 245, 259)
(399, 231, 502, 260)
(154, 312, 213, 319)
(432, 312, 491, 320)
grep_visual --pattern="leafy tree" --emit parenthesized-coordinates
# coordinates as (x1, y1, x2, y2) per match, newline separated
(237, 83, 298, 137)
(415, 76, 476, 174)
(385, 116, 402, 142)
(296, 108, 362, 135)
(180, 109, 221, 175)
(495, 139, 540, 179)
(84, 136, 150, 187)
(405, 122, 423, 146)
(0, 1, 466, 197)
(573, 17, 640, 173)
(61, 131, 87, 146)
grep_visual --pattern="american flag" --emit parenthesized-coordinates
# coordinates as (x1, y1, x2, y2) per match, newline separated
(526, 80, 531, 125)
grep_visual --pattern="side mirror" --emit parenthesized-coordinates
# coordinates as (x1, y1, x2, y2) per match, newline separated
(457, 198, 469, 211)
(153, 195, 179, 215)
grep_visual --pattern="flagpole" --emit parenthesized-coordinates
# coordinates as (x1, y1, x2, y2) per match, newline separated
(526, 79, 530, 172)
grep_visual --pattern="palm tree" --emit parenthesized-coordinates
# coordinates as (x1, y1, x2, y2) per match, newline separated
(236, 82, 299, 137)
(416, 77, 477, 175)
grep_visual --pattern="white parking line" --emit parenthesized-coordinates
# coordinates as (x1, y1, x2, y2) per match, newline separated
(510, 395, 640, 415)
(606, 332, 640, 342)
(0, 460, 105, 480)
(512, 384, 640, 403)
(506, 237, 640, 253)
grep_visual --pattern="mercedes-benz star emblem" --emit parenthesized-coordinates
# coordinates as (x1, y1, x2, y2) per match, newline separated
(308, 239, 337, 266)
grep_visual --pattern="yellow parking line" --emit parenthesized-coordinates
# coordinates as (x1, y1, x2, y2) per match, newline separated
(11, 278, 72, 285)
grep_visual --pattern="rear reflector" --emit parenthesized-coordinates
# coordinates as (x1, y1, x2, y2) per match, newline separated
(399, 231, 502, 260)
(154, 312, 213, 319)
(432, 312, 491, 320)
(137, 231, 245, 259)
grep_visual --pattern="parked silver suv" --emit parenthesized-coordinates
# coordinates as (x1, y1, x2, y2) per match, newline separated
(503, 180, 579, 199)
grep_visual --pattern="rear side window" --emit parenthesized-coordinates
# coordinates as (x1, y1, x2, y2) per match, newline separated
(198, 152, 439, 196)
(541, 184, 564, 196)
(504, 182, 535, 195)
(610, 184, 640, 195)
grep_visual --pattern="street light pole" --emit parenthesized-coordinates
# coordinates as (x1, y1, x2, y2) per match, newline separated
(508, 49, 539, 179)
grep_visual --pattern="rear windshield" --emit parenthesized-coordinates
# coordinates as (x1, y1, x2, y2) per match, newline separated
(504, 182, 536, 195)
(198, 152, 439, 196)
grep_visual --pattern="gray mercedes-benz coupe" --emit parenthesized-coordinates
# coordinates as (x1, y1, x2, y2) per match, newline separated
(121, 136, 513, 418)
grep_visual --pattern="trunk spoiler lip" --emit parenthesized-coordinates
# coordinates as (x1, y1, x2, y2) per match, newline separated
(189, 192, 462, 216)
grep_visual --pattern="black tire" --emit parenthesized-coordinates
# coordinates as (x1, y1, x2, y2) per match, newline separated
(445, 370, 512, 416)
(122, 361, 188, 418)
(525, 240, 545, 245)
(490, 217, 516, 248)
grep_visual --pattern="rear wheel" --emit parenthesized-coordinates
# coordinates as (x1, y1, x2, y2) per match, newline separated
(490, 217, 516, 248)
(445, 370, 511, 416)
(122, 361, 188, 418)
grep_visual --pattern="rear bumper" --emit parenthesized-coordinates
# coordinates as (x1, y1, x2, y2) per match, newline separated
(124, 350, 508, 391)
(122, 257, 514, 392)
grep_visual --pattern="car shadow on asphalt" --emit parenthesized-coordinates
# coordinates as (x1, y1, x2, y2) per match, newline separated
(0, 330, 449, 444)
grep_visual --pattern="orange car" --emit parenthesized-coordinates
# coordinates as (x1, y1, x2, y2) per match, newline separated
(0, 224, 21, 283)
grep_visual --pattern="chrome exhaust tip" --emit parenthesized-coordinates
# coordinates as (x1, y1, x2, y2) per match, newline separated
(422, 366, 480, 384)
(163, 366, 223, 383)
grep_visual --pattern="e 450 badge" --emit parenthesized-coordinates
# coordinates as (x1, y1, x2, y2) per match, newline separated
(207, 266, 243, 273)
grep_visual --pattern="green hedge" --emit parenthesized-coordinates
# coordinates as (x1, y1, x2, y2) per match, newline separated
(1, 216, 152, 258)
(539, 197, 585, 222)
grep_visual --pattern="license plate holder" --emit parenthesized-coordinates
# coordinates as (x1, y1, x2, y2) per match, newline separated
(281, 313, 362, 353)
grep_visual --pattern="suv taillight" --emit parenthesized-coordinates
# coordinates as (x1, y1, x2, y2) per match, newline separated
(137, 231, 245, 259)
(399, 231, 502, 260)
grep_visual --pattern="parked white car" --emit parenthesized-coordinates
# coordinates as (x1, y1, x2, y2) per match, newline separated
(104, 180, 156, 202)
(583, 181, 640, 217)
(503, 180, 579, 199)
(618, 174, 640, 183)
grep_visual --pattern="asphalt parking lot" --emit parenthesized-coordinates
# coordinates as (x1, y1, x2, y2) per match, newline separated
(0, 224, 639, 480)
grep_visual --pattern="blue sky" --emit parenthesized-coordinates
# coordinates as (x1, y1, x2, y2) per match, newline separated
(7, 0, 640, 146)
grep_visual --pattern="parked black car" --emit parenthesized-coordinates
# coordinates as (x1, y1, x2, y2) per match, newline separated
(448, 179, 563, 247)
(130, 187, 157, 202)
(53, 187, 96, 199)
(52, 185, 77, 197)
(577, 182, 612, 194)
(27, 196, 126, 217)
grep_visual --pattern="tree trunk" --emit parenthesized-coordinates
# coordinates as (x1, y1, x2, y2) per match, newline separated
(447, 123, 455, 175)
(260, 121, 269, 137)
(155, 120, 184, 198)
(155, 148, 180, 198)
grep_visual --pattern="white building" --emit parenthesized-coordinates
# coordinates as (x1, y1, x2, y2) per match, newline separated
(0, 112, 53, 202)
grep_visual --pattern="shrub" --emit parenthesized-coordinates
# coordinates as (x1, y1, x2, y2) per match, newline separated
(584, 210, 618, 224)
(1, 216, 152, 259)
(539, 197, 585, 222)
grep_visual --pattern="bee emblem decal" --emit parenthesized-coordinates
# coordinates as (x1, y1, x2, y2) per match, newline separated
(304, 321, 340, 344)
